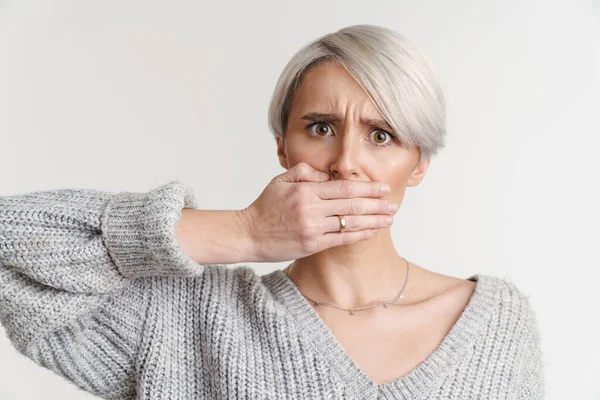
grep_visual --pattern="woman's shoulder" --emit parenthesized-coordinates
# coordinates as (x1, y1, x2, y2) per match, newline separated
(473, 274, 544, 377)
(469, 273, 541, 334)
(473, 273, 538, 308)
(417, 266, 539, 326)
(417, 264, 531, 302)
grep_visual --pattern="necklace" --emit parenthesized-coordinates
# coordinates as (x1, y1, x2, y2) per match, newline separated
(283, 257, 410, 315)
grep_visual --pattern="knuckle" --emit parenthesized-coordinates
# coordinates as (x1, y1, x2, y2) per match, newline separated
(374, 182, 382, 195)
(289, 199, 302, 216)
(293, 201, 307, 218)
(339, 180, 355, 197)
(383, 201, 392, 213)
(295, 185, 313, 201)
(341, 232, 351, 245)
(349, 199, 362, 215)
(296, 215, 312, 236)
(297, 162, 310, 174)
(290, 184, 304, 197)
(347, 216, 358, 229)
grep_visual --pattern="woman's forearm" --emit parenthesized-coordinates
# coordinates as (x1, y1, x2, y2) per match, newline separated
(175, 208, 256, 265)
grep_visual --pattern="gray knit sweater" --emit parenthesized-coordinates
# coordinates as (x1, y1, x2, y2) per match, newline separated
(0, 181, 545, 399)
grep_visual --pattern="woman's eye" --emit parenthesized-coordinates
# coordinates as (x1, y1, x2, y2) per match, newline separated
(309, 123, 331, 136)
(306, 123, 397, 147)
(370, 130, 393, 145)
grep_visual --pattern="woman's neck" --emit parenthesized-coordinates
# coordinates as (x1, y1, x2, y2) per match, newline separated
(285, 230, 411, 309)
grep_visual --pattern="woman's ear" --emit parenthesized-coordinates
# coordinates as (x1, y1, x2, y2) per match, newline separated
(276, 136, 289, 170)
(407, 158, 430, 187)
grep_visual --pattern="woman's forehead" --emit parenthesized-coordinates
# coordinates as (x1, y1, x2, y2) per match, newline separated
(291, 63, 382, 120)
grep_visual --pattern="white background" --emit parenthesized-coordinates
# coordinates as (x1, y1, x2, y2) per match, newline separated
(1, 1, 598, 399)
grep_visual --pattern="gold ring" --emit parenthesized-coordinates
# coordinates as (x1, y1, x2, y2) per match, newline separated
(337, 215, 346, 233)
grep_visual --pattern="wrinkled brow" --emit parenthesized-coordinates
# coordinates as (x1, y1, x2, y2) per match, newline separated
(300, 112, 395, 133)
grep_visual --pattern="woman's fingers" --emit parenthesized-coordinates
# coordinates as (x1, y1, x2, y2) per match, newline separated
(243, 161, 399, 262)
(323, 213, 394, 234)
(321, 197, 397, 219)
(320, 228, 383, 248)
(320, 197, 397, 233)
(311, 179, 389, 200)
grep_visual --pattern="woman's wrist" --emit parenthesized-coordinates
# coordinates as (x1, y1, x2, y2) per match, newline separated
(175, 208, 257, 265)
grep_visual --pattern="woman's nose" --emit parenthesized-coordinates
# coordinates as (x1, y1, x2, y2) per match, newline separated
(329, 134, 362, 179)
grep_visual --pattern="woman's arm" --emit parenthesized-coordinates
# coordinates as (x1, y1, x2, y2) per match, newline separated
(508, 285, 545, 400)
(515, 306, 545, 400)
(0, 180, 209, 399)
(175, 208, 256, 265)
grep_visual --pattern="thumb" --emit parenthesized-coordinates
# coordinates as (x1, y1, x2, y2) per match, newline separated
(273, 162, 329, 184)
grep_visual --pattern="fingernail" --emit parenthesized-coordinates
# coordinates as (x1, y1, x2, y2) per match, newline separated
(381, 184, 391, 194)
(388, 203, 399, 212)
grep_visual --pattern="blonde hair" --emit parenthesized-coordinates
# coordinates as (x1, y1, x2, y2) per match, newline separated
(267, 24, 446, 161)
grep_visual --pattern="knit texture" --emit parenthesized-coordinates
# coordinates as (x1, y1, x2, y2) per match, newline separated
(0, 181, 545, 400)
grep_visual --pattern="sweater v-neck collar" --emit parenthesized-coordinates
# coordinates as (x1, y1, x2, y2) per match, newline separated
(262, 269, 502, 400)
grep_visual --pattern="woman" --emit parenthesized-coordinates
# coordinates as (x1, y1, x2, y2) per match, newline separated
(0, 24, 543, 399)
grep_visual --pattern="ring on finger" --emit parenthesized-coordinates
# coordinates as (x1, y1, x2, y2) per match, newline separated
(337, 215, 347, 233)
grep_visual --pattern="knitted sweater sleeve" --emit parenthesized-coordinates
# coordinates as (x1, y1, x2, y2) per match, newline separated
(0, 181, 201, 399)
(509, 282, 546, 400)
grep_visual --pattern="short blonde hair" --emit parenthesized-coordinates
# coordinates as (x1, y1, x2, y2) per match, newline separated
(268, 24, 446, 161)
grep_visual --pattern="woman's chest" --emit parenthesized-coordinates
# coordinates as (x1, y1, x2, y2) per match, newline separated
(318, 283, 476, 385)
(330, 321, 445, 385)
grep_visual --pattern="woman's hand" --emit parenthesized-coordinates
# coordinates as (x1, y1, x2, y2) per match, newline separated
(237, 162, 398, 263)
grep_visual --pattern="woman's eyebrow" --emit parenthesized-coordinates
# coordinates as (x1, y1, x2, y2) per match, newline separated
(300, 112, 394, 132)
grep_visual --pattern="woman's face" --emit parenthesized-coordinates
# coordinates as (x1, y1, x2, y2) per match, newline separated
(277, 61, 430, 203)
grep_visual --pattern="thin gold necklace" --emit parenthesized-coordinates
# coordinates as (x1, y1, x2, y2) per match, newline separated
(283, 257, 410, 315)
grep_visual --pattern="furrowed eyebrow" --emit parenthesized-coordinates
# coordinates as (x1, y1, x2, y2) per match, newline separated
(300, 112, 394, 133)
(362, 117, 395, 133)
